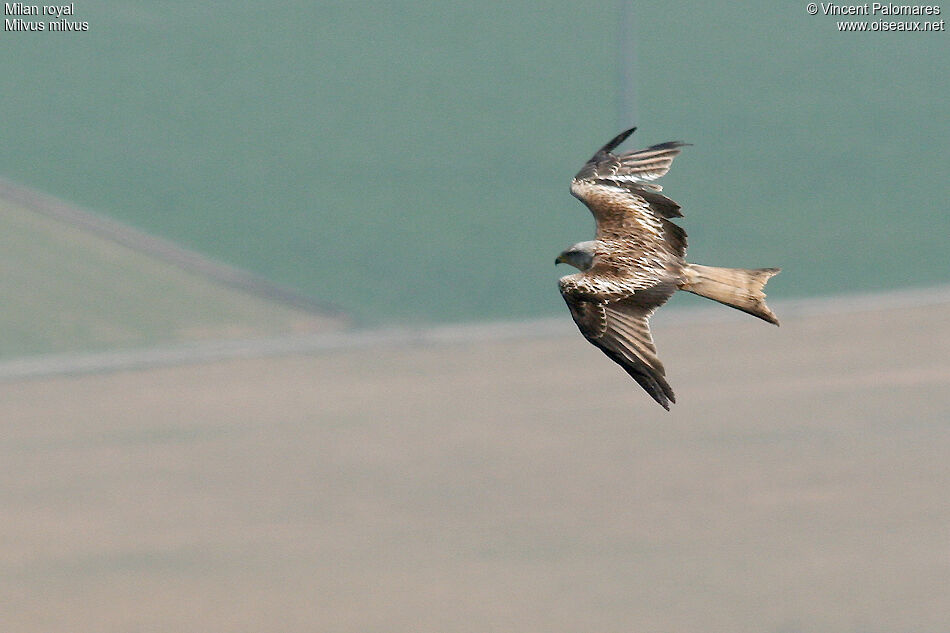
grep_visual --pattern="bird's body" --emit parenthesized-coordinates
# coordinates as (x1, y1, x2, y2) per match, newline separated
(557, 128, 780, 410)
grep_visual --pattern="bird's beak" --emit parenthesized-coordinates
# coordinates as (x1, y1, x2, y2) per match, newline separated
(555, 255, 564, 266)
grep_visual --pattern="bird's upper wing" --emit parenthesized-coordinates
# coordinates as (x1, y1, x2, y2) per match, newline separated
(571, 128, 689, 255)
(562, 292, 675, 410)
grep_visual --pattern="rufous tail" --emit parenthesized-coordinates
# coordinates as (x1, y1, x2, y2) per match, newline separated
(682, 263, 781, 325)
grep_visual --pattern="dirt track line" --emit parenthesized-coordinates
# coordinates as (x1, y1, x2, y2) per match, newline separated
(0, 177, 349, 322)
(0, 285, 947, 382)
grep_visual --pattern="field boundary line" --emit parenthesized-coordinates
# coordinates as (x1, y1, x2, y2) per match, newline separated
(0, 284, 947, 381)
(0, 177, 350, 321)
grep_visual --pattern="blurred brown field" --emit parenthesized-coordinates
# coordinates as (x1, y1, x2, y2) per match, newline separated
(2, 297, 948, 632)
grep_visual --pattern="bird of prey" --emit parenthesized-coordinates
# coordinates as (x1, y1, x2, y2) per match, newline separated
(556, 127, 780, 410)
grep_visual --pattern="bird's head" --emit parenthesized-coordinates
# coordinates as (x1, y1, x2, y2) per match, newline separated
(555, 240, 598, 271)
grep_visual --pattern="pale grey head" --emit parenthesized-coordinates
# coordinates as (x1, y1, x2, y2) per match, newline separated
(555, 240, 598, 271)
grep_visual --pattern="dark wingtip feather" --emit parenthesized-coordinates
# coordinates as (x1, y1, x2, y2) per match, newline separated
(649, 373, 676, 410)
(605, 348, 675, 410)
(646, 140, 691, 151)
(633, 371, 672, 410)
(598, 127, 637, 155)
(646, 380, 672, 411)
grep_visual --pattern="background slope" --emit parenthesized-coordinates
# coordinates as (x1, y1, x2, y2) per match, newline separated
(1, 2, 947, 325)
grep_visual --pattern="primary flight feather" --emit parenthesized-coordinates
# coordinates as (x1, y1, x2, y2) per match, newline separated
(556, 127, 780, 410)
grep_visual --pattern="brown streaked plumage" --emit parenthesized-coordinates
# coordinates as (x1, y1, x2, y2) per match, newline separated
(557, 127, 780, 410)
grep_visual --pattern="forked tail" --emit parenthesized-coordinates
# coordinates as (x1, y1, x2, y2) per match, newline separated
(682, 263, 781, 325)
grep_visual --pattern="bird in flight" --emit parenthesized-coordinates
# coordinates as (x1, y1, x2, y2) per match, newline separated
(556, 127, 780, 410)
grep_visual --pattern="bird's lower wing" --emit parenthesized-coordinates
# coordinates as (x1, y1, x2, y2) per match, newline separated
(564, 295, 675, 410)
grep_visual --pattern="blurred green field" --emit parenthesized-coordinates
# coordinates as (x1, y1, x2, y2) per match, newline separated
(0, 197, 339, 358)
(1, 1, 947, 325)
